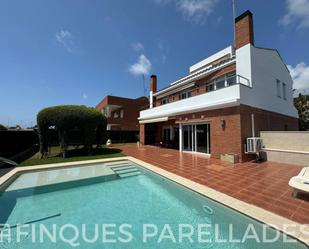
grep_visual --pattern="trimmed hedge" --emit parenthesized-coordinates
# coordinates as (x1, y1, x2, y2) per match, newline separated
(37, 105, 106, 158)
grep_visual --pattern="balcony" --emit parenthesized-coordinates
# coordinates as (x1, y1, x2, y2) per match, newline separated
(139, 76, 250, 121)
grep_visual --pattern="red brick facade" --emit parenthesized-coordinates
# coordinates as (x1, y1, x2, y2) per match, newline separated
(235, 10, 254, 49)
(140, 105, 298, 162)
(96, 96, 148, 131)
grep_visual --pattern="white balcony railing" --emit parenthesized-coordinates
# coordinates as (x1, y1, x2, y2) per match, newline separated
(140, 84, 242, 120)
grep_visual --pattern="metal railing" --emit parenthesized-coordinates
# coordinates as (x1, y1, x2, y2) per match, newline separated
(0, 157, 18, 166)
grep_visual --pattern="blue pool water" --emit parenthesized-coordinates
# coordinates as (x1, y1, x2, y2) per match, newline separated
(0, 160, 307, 249)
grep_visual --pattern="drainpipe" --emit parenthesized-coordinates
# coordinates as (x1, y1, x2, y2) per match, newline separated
(251, 113, 255, 137)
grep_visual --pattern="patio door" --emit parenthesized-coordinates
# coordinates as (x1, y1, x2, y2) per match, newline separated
(182, 124, 210, 154)
(183, 125, 194, 151)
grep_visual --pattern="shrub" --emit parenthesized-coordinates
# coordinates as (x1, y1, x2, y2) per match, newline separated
(37, 105, 106, 158)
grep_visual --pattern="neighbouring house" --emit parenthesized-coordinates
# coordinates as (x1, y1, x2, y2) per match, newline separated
(138, 10, 299, 162)
(96, 95, 148, 131)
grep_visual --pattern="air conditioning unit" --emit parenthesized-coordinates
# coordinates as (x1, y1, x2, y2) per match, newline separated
(245, 137, 263, 154)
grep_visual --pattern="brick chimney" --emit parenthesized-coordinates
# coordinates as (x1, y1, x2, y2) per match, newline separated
(235, 10, 254, 49)
(149, 75, 157, 108)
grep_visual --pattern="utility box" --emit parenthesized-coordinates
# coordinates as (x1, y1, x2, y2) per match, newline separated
(220, 153, 239, 164)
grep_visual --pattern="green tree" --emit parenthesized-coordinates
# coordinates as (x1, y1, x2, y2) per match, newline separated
(37, 105, 106, 158)
(294, 94, 309, 131)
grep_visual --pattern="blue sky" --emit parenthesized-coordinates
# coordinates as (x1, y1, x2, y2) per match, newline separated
(0, 0, 308, 127)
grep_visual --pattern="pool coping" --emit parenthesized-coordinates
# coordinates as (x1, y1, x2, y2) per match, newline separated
(0, 156, 308, 246)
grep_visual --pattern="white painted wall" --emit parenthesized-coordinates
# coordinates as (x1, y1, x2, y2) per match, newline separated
(139, 84, 241, 120)
(237, 45, 298, 118)
(236, 44, 252, 87)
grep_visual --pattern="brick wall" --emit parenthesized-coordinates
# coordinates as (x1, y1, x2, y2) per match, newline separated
(235, 11, 254, 49)
(176, 106, 242, 160)
(139, 124, 145, 144)
(240, 105, 299, 161)
(96, 96, 148, 131)
(139, 104, 298, 162)
(155, 64, 235, 106)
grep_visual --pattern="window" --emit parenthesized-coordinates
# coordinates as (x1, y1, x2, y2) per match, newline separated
(226, 73, 236, 86)
(206, 82, 214, 92)
(179, 91, 191, 100)
(276, 80, 281, 98)
(282, 83, 287, 100)
(160, 97, 169, 105)
(113, 112, 119, 118)
(215, 76, 225, 89)
(120, 110, 124, 118)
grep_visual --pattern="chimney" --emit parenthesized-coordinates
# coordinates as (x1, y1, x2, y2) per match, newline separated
(235, 10, 254, 50)
(149, 75, 157, 108)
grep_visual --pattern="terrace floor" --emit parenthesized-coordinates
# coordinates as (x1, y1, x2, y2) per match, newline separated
(117, 144, 309, 224)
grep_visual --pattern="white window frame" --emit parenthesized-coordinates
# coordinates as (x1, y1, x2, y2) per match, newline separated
(160, 97, 169, 105)
(215, 76, 226, 90)
(179, 91, 191, 100)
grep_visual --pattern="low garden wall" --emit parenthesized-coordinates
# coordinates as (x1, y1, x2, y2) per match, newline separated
(260, 131, 309, 166)
(260, 131, 309, 151)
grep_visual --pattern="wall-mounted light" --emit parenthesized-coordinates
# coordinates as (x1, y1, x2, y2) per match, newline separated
(220, 118, 226, 130)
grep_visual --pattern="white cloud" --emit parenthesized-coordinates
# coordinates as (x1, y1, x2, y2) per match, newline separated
(155, 0, 218, 23)
(288, 62, 309, 95)
(280, 0, 309, 28)
(132, 42, 144, 52)
(82, 93, 88, 99)
(55, 30, 74, 52)
(128, 54, 152, 76)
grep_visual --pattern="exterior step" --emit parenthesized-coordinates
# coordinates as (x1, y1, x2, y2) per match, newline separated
(105, 161, 132, 167)
(118, 171, 141, 178)
(113, 168, 139, 174)
(110, 165, 136, 170)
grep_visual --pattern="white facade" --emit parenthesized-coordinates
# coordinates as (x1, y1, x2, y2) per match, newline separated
(139, 44, 298, 121)
(236, 44, 298, 118)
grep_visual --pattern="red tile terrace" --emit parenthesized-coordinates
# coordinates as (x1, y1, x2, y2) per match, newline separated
(116, 144, 309, 224)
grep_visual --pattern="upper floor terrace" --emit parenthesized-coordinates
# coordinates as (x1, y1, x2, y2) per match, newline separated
(139, 75, 250, 122)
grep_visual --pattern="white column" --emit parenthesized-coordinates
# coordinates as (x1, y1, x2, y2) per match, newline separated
(149, 91, 153, 108)
(179, 123, 183, 152)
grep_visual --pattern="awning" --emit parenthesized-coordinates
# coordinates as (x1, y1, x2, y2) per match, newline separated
(139, 117, 169, 124)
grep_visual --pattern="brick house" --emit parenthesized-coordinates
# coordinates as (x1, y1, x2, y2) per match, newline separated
(96, 95, 148, 131)
(138, 10, 299, 162)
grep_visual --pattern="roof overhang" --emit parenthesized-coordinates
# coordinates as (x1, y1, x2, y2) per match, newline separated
(139, 117, 169, 124)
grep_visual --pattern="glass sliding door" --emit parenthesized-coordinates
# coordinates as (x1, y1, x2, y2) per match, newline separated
(196, 124, 211, 154)
(183, 125, 193, 151)
(182, 123, 210, 154)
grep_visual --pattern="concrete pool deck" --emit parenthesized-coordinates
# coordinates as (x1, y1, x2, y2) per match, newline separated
(0, 155, 308, 245)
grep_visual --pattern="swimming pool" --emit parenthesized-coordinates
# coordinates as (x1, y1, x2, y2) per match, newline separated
(0, 160, 307, 248)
